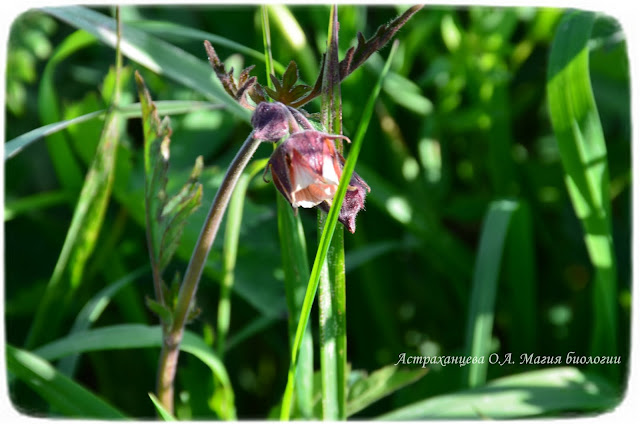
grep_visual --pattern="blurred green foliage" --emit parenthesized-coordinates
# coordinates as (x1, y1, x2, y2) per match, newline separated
(4, 5, 630, 419)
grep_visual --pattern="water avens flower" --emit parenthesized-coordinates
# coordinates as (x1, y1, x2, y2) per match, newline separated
(266, 129, 370, 233)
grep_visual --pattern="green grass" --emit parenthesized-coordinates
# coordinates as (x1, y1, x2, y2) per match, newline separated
(5, 5, 630, 420)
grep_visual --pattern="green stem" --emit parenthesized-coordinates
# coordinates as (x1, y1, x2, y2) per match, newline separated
(156, 132, 262, 412)
(318, 5, 346, 420)
(280, 38, 398, 422)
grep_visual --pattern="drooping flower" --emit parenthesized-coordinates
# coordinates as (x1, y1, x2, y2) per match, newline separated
(266, 129, 370, 233)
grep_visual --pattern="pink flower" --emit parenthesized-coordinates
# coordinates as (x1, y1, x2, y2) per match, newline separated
(266, 130, 370, 233)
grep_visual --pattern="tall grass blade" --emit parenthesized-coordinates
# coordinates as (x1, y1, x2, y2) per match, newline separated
(217, 160, 266, 357)
(6, 345, 127, 418)
(127, 19, 286, 74)
(26, 49, 124, 349)
(462, 199, 518, 388)
(6, 101, 222, 161)
(57, 267, 147, 376)
(504, 201, 536, 353)
(43, 6, 251, 122)
(379, 367, 618, 419)
(546, 10, 618, 374)
(37, 29, 96, 192)
(32, 323, 235, 419)
(5, 111, 102, 160)
(261, 7, 314, 417)
(346, 365, 427, 417)
(318, 5, 346, 420)
(279, 37, 399, 422)
(266, 5, 317, 82)
(4, 191, 70, 221)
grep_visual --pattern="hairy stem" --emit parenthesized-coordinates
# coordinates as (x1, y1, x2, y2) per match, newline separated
(156, 131, 262, 412)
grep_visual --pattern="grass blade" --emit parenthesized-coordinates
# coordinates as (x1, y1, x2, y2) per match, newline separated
(217, 160, 266, 357)
(6, 100, 222, 161)
(32, 323, 235, 419)
(267, 5, 317, 82)
(546, 10, 618, 374)
(6, 345, 126, 418)
(280, 37, 399, 422)
(504, 201, 537, 353)
(346, 365, 427, 417)
(37, 29, 96, 192)
(25, 12, 125, 349)
(149, 393, 177, 421)
(5, 110, 103, 160)
(261, 7, 313, 417)
(57, 267, 147, 376)
(42, 6, 251, 122)
(4, 191, 70, 221)
(127, 19, 286, 74)
(462, 199, 518, 388)
(318, 5, 345, 420)
(379, 367, 619, 420)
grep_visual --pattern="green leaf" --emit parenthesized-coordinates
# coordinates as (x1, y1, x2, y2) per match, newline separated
(26, 78, 123, 349)
(146, 297, 174, 326)
(346, 365, 427, 417)
(149, 392, 177, 421)
(547, 10, 618, 371)
(462, 199, 519, 389)
(6, 100, 222, 162)
(317, 6, 346, 420)
(43, 6, 251, 122)
(33, 323, 236, 419)
(280, 37, 398, 422)
(136, 72, 203, 275)
(58, 267, 147, 377)
(216, 159, 267, 357)
(6, 345, 127, 418)
(127, 19, 286, 74)
(378, 367, 619, 419)
(4, 190, 70, 221)
(37, 29, 95, 192)
(5, 110, 103, 161)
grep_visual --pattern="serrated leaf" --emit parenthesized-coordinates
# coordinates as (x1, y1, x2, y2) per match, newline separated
(263, 60, 311, 105)
(135, 71, 203, 275)
(282, 61, 298, 89)
(290, 5, 423, 109)
(203, 40, 262, 109)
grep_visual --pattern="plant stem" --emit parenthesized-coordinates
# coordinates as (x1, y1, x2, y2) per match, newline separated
(319, 5, 347, 420)
(156, 131, 262, 412)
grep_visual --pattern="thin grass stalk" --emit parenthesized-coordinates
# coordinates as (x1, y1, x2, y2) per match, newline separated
(279, 37, 398, 422)
(216, 159, 268, 358)
(318, 4, 346, 420)
(261, 7, 314, 417)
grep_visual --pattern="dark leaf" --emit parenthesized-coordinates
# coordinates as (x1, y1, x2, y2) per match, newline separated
(203, 40, 263, 109)
(290, 5, 423, 108)
(263, 60, 312, 106)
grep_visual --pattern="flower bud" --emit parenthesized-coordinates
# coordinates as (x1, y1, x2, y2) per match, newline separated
(266, 130, 370, 233)
(251, 102, 292, 142)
